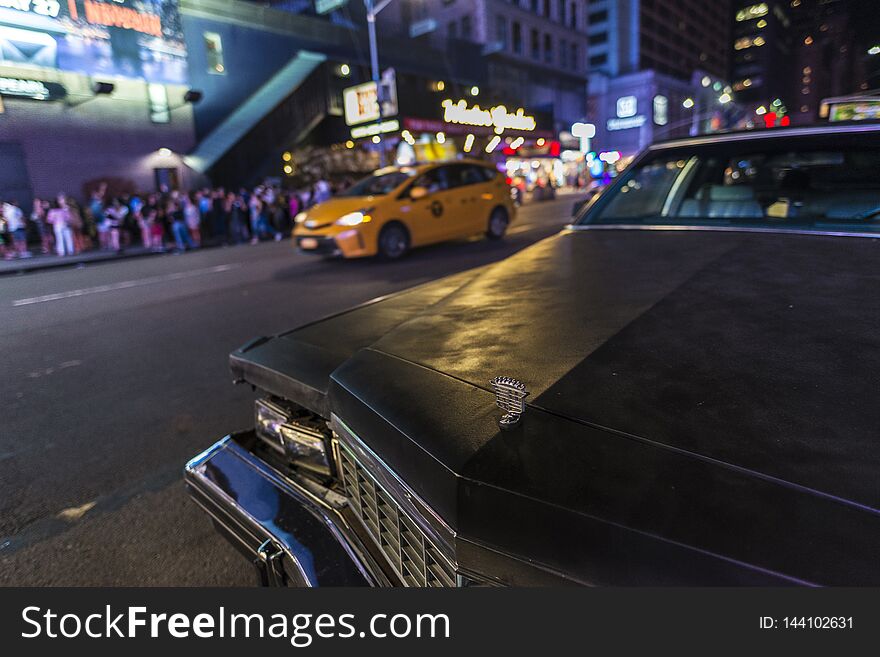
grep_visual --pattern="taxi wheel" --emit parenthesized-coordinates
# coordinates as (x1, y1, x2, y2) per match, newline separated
(486, 207, 509, 240)
(378, 223, 410, 259)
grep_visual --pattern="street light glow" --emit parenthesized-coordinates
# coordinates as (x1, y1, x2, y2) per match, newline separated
(436, 132, 446, 144)
(463, 133, 475, 152)
(485, 135, 501, 153)
(869, 45, 880, 55)
(719, 93, 732, 104)
(470, 85, 479, 96)
(683, 97, 695, 109)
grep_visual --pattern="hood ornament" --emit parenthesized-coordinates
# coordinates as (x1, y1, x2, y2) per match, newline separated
(490, 376, 529, 430)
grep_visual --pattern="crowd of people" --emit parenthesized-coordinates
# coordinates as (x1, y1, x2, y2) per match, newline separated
(0, 178, 338, 261)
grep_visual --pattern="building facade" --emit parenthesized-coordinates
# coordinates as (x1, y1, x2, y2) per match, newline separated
(585, 0, 734, 158)
(0, 0, 198, 206)
(379, 0, 591, 134)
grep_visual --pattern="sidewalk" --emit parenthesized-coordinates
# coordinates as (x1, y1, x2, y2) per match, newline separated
(0, 246, 169, 277)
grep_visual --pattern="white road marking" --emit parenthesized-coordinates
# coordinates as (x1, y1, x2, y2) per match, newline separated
(56, 501, 97, 522)
(12, 264, 240, 307)
(508, 223, 545, 235)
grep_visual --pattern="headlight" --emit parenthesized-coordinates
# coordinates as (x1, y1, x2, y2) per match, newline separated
(335, 208, 373, 226)
(294, 212, 308, 224)
(254, 399, 331, 477)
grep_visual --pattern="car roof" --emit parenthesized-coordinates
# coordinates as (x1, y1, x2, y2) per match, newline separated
(651, 122, 880, 151)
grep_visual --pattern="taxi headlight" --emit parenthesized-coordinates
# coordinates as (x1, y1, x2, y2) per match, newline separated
(254, 399, 331, 477)
(294, 212, 308, 224)
(335, 208, 374, 226)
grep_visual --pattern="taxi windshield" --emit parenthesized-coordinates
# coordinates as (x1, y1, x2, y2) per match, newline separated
(339, 170, 416, 197)
(576, 138, 880, 234)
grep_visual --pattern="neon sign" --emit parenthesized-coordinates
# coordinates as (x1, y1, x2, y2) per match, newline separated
(441, 99, 536, 134)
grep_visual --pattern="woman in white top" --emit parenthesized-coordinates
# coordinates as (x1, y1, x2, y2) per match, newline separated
(47, 196, 75, 256)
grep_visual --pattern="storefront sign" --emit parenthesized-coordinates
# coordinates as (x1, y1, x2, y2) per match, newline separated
(441, 99, 536, 134)
(0, 0, 61, 17)
(343, 75, 398, 126)
(0, 76, 66, 100)
(350, 119, 399, 139)
(607, 115, 646, 131)
(653, 95, 668, 126)
(828, 101, 880, 122)
(0, 0, 187, 85)
(616, 96, 638, 118)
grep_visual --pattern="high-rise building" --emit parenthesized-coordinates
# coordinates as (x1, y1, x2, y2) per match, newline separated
(585, 0, 733, 157)
(587, 0, 730, 80)
(378, 0, 591, 133)
(730, 1, 793, 112)
(788, 0, 857, 124)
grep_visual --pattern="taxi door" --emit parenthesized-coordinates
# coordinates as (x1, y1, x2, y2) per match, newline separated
(398, 166, 458, 245)
(445, 164, 497, 236)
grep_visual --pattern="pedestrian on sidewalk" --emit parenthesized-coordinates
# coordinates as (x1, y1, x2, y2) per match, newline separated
(183, 194, 201, 246)
(3, 200, 29, 258)
(31, 198, 52, 254)
(47, 195, 75, 256)
(168, 200, 194, 252)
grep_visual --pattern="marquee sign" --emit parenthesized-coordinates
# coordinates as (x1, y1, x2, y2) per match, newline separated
(0, 0, 187, 85)
(441, 99, 536, 134)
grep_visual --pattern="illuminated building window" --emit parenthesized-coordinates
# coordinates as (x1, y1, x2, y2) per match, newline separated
(735, 3, 769, 22)
(804, 36, 813, 45)
(204, 32, 225, 75)
(734, 35, 765, 50)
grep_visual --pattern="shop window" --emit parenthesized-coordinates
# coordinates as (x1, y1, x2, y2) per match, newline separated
(148, 83, 170, 124)
(204, 32, 225, 75)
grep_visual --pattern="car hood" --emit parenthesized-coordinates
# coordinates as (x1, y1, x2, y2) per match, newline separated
(234, 227, 880, 583)
(328, 228, 880, 584)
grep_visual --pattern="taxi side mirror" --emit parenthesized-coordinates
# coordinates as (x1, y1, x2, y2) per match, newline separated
(409, 186, 429, 200)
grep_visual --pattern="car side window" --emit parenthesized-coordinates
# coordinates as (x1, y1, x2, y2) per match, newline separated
(413, 167, 450, 194)
(460, 166, 490, 186)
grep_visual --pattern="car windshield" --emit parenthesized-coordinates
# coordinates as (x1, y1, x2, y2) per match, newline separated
(338, 170, 416, 197)
(576, 138, 880, 234)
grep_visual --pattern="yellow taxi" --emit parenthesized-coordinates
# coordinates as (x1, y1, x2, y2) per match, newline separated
(293, 160, 516, 259)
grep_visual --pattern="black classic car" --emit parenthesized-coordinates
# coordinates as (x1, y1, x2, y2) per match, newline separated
(186, 124, 880, 586)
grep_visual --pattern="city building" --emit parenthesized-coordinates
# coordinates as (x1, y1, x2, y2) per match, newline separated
(0, 0, 502, 206)
(787, 0, 857, 124)
(0, 0, 199, 204)
(378, 0, 590, 133)
(585, 0, 734, 159)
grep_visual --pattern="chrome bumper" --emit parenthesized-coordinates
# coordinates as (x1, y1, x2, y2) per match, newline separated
(184, 432, 390, 586)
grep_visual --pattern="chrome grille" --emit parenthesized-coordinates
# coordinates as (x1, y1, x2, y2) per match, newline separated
(338, 443, 455, 587)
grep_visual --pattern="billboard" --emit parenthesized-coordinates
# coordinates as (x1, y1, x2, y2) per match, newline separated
(0, 0, 187, 85)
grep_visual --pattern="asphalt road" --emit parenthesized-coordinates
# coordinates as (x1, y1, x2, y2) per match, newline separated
(0, 195, 578, 586)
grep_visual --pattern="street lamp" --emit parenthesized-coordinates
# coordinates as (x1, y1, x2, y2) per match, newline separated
(365, 0, 393, 164)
